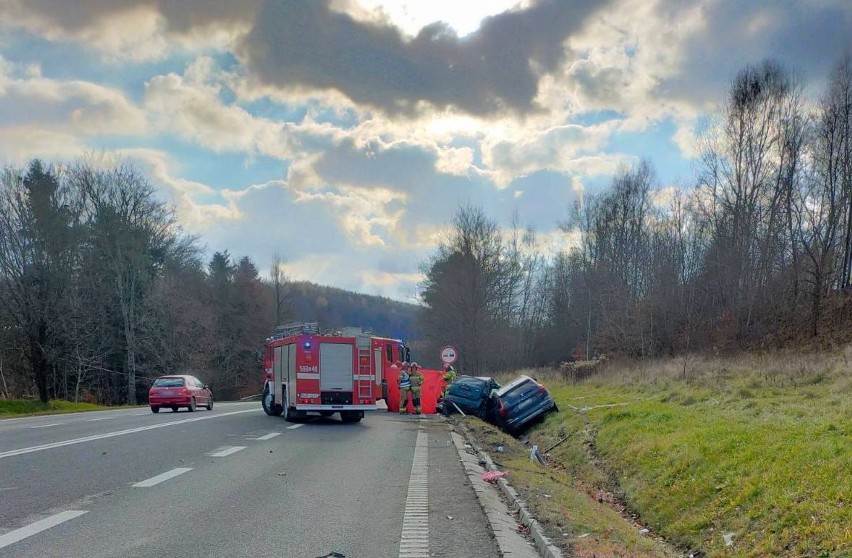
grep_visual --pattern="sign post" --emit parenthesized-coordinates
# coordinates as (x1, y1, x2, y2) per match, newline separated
(440, 345, 458, 365)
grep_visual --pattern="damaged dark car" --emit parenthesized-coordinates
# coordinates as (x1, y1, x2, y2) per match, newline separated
(437, 375, 501, 419)
(492, 375, 558, 434)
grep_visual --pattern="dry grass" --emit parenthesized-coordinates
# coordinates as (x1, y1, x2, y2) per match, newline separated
(466, 347, 852, 557)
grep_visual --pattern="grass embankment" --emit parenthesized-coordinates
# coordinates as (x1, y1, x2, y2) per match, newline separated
(0, 399, 116, 417)
(461, 350, 851, 558)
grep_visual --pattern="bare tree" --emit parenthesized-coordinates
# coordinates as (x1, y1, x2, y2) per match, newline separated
(270, 253, 292, 326)
(71, 161, 185, 404)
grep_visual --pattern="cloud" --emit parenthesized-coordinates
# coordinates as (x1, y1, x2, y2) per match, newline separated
(482, 122, 618, 186)
(0, 0, 260, 61)
(0, 57, 147, 136)
(237, 0, 606, 116)
(143, 59, 299, 159)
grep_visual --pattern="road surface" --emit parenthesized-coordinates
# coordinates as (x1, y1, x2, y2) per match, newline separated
(0, 403, 502, 557)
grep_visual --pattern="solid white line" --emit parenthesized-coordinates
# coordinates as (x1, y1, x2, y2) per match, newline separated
(286, 424, 304, 430)
(132, 467, 192, 488)
(0, 409, 259, 460)
(208, 446, 246, 457)
(399, 427, 429, 558)
(0, 510, 88, 550)
(255, 432, 282, 440)
(29, 423, 62, 429)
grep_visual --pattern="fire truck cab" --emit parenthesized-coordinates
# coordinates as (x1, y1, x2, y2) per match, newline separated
(261, 323, 407, 422)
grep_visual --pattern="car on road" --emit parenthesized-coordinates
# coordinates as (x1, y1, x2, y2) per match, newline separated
(437, 375, 501, 419)
(148, 375, 213, 413)
(492, 375, 557, 434)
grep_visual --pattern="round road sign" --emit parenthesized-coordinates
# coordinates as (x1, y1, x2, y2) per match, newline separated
(440, 345, 458, 364)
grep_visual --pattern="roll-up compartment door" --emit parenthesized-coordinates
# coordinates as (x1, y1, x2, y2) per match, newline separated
(320, 343, 353, 391)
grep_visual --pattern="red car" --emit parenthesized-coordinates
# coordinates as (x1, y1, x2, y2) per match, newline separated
(149, 375, 213, 413)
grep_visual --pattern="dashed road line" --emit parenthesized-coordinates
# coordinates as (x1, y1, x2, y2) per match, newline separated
(132, 467, 193, 488)
(29, 423, 62, 429)
(208, 446, 246, 457)
(0, 510, 88, 550)
(399, 426, 429, 558)
(286, 424, 304, 430)
(255, 432, 282, 440)
(0, 408, 258, 460)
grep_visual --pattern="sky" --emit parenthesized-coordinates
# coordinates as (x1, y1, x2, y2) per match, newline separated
(1, 0, 850, 303)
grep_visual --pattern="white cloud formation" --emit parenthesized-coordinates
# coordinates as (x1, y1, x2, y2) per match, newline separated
(0, 57, 147, 137)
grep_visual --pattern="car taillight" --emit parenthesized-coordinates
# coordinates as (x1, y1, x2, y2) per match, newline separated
(498, 400, 507, 417)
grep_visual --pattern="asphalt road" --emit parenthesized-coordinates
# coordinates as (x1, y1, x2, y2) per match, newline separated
(0, 403, 501, 558)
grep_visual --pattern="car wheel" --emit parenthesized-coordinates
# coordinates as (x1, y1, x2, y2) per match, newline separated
(150, 406, 159, 413)
(206, 398, 213, 411)
(171, 406, 178, 412)
(188, 398, 196, 412)
(320, 410, 334, 417)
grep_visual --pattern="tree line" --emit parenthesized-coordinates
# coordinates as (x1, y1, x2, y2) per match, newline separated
(418, 55, 852, 375)
(0, 159, 277, 403)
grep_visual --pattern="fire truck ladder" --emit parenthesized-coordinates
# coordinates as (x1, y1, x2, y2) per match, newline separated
(356, 337, 373, 401)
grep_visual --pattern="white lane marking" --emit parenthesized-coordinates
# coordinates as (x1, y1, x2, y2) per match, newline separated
(255, 432, 281, 440)
(29, 423, 62, 429)
(132, 467, 193, 488)
(286, 424, 304, 430)
(208, 446, 246, 457)
(0, 510, 88, 550)
(399, 427, 429, 558)
(0, 409, 259, 460)
(87, 416, 117, 422)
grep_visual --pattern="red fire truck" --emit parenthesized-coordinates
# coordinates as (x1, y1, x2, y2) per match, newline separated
(260, 323, 408, 422)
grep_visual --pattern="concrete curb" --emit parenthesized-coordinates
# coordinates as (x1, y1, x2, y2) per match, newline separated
(453, 420, 564, 558)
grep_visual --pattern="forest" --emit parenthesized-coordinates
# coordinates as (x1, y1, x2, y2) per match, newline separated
(417, 56, 852, 375)
(0, 161, 416, 404)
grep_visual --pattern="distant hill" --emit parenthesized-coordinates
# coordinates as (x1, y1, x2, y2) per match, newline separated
(283, 281, 419, 342)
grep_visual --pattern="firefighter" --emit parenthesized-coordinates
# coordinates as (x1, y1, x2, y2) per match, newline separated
(409, 362, 424, 415)
(398, 362, 412, 414)
(440, 363, 457, 399)
(399, 361, 424, 414)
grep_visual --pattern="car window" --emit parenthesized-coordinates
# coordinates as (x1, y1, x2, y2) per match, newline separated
(153, 377, 185, 387)
(498, 380, 539, 406)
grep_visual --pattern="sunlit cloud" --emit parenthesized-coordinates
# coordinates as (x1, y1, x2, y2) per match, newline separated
(1, 0, 850, 301)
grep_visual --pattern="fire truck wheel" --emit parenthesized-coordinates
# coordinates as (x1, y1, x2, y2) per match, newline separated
(261, 385, 283, 416)
(283, 406, 301, 422)
(341, 411, 363, 423)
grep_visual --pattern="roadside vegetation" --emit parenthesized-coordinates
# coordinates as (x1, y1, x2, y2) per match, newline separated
(461, 349, 851, 558)
(0, 399, 116, 417)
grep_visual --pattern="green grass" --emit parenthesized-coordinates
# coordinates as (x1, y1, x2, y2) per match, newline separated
(475, 352, 852, 557)
(0, 399, 119, 417)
